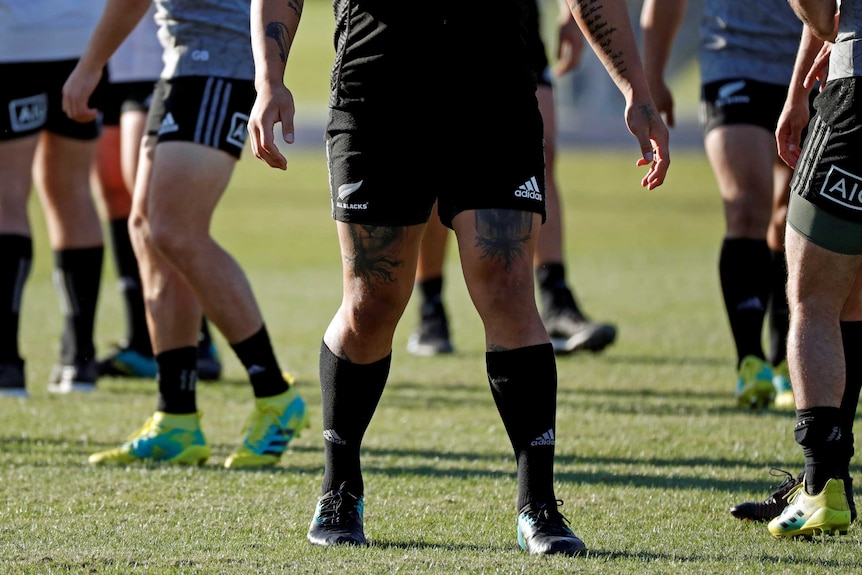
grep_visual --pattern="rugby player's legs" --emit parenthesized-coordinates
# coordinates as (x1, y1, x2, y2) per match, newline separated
(130, 138, 261, 353)
(0, 135, 39, 235)
(324, 221, 427, 362)
(453, 209, 549, 351)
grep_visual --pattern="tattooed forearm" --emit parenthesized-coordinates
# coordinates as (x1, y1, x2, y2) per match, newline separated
(265, 22, 292, 63)
(473, 209, 533, 272)
(286, 0, 303, 18)
(346, 225, 405, 291)
(569, 0, 627, 82)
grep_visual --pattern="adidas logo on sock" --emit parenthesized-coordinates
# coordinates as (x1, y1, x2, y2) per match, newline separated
(530, 428, 555, 447)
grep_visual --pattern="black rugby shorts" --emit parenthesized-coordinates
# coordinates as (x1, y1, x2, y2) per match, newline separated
(146, 76, 254, 158)
(0, 59, 104, 141)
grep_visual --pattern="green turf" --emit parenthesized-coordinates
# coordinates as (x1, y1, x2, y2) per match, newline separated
(4, 146, 860, 574)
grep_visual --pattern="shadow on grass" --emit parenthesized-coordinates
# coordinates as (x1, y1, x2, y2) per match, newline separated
(330, 538, 862, 571)
(8, 432, 855, 502)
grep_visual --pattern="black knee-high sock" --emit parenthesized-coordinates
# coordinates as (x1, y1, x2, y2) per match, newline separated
(417, 276, 445, 321)
(155, 346, 198, 414)
(199, 316, 214, 350)
(319, 341, 389, 496)
(487, 343, 558, 511)
(840, 322, 862, 487)
(230, 325, 287, 398)
(53, 246, 103, 364)
(719, 238, 771, 366)
(768, 249, 790, 366)
(795, 406, 843, 495)
(0, 235, 32, 364)
(418, 276, 443, 306)
(108, 218, 150, 354)
(536, 263, 581, 317)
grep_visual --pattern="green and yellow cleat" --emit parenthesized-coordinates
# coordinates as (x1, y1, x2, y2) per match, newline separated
(224, 385, 310, 469)
(735, 355, 775, 409)
(88, 411, 210, 466)
(767, 478, 851, 539)
(771, 360, 795, 410)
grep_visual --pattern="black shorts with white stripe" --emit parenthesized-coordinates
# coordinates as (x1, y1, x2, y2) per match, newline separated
(146, 76, 255, 158)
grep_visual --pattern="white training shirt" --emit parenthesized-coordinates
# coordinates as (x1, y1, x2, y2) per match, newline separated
(108, 4, 163, 83)
(0, 0, 106, 63)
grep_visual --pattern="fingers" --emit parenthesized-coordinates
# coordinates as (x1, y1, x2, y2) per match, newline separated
(634, 126, 670, 190)
(637, 144, 669, 190)
(664, 108, 676, 130)
(777, 144, 801, 170)
(61, 74, 100, 123)
(248, 119, 287, 170)
(776, 128, 801, 169)
(247, 86, 297, 170)
(630, 106, 670, 190)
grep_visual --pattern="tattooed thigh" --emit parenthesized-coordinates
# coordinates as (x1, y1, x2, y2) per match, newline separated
(472, 209, 535, 272)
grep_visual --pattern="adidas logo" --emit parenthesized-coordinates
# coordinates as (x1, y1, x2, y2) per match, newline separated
(158, 112, 179, 135)
(514, 176, 543, 201)
(531, 428, 555, 447)
(323, 429, 347, 445)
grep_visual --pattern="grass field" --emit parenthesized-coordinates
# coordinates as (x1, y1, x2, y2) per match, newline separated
(3, 145, 860, 574)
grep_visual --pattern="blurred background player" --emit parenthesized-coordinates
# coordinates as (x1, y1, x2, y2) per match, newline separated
(641, 0, 803, 409)
(407, 0, 618, 358)
(91, 4, 223, 381)
(63, 0, 307, 468)
(0, 0, 106, 397)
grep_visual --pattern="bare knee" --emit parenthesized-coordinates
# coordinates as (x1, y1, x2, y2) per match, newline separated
(146, 215, 203, 263)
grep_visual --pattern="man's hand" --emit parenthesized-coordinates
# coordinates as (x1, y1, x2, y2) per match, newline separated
(552, 15, 584, 77)
(776, 42, 830, 168)
(62, 63, 103, 123)
(628, 99, 670, 190)
(247, 83, 296, 170)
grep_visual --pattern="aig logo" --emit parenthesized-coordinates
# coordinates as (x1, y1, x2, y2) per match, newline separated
(818, 165, 862, 211)
(10, 94, 48, 132)
(227, 113, 249, 148)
